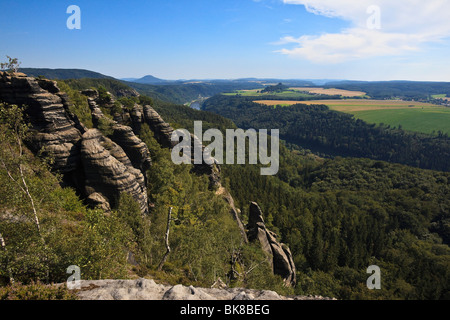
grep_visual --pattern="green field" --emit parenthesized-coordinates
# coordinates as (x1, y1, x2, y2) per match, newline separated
(256, 99, 450, 135)
(351, 107, 450, 135)
(431, 94, 447, 99)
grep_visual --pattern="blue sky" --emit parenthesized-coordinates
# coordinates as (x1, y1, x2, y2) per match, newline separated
(1, 0, 449, 81)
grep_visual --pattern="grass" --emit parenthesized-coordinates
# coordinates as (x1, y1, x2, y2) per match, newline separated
(255, 99, 450, 135)
(352, 108, 450, 135)
(432, 94, 447, 99)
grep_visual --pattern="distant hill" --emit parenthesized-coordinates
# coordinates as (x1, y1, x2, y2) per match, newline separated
(19, 68, 115, 80)
(126, 75, 167, 84)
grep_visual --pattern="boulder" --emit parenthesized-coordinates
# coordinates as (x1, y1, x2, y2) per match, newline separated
(86, 192, 111, 212)
(162, 284, 216, 300)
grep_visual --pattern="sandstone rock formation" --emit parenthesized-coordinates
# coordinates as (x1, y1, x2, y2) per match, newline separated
(130, 104, 144, 135)
(142, 105, 177, 149)
(133, 104, 222, 188)
(247, 202, 296, 287)
(81, 89, 152, 184)
(81, 129, 149, 214)
(0, 71, 84, 175)
(111, 124, 152, 174)
(72, 278, 334, 300)
(0, 72, 150, 215)
(86, 95, 105, 128)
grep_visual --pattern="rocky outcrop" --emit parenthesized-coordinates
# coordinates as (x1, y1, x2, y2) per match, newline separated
(0, 71, 84, 174)
(142, 105, 176, 149)
(81, 129, 149, 214)
(86, 95, 106, 128)
(111, 124, 152, 174)
(139, 104, 221, 188)
(130, 104, 144, 135)
(82, 90, 152, 179)
(0, 72, 150, 215)
(247, 202, 296, 287)
(72, 278, 334, 300)
(189, 133, 222, 188)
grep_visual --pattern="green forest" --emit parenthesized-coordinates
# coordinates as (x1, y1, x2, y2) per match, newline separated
(1, 75, 449, 300)
(203, 95, 450, 172)
(156, 95, 450, 299)
(324, 80, 450, 100)
(221, 153, 450, 299)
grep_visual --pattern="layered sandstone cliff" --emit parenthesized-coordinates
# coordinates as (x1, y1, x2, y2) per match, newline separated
(81, 129, 149, 214)
(0, 72, 84, 174)
(0, 72, 150, 215)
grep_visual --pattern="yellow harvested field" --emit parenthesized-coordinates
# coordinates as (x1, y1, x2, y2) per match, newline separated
(255, 99, 440, 112)
(255, 100, 304, 106)
(290, 87, 366, 97)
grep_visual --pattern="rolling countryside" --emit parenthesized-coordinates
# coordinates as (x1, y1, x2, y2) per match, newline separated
(255, 99, 450, 135)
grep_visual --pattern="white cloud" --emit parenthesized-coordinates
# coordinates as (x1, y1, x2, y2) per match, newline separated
(278, 0, 450, 63)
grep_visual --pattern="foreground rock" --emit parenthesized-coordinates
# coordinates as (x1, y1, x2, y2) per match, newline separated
(73, 279, 334, 300)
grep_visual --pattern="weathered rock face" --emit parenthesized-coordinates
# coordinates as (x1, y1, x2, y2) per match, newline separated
(82, 90, 152, 177)
(86, 96, 105, 128)
(115, 87, 140, 98)
(71, 278, 335, 300)
(131, 104, 248, 239)
(138, 104, 221, 188)
(111, 124, 152, 174)
(142, 105, 176, 149)
(130, 104, 143, 135)
(189, 134, 222, 188)
(81, 129, 149, 214)
(247, 202, 296, 287)
(0, 71, 83, 174)
(0, 72, 150, 215)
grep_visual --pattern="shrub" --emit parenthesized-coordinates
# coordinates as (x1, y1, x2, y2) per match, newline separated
(0, 281, 78, 300)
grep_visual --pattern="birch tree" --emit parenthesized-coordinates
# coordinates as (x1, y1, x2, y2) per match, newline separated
(0, 231, 14, 283)
(0, 103, 49, 282)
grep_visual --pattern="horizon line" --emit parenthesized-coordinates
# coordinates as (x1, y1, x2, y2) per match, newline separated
(15, 66, 450, 83)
